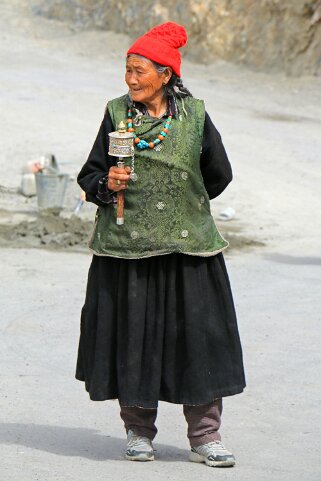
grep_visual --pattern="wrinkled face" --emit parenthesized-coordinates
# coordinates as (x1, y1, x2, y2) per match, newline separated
(125, 55, 170, 105)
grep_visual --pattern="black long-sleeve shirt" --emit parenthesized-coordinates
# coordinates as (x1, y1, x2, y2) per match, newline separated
(77, 109, 232, 206)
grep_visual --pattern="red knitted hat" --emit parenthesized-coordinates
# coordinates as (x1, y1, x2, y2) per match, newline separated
(127, 22, 187, 77)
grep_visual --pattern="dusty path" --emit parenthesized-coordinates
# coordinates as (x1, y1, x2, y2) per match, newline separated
(1, 2, 321, 480)
(1, 247, 321, 481)
(1, 0, 320, 252)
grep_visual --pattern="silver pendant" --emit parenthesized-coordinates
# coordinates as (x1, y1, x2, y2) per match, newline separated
(134, 115, 143, 127)
(130, 172, 138, 182)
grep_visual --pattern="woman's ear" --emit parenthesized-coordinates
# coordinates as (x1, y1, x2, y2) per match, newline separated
(163, 67, 173, 86)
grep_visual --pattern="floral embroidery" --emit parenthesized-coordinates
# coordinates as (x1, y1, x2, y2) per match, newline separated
(130, 231, 139, 239)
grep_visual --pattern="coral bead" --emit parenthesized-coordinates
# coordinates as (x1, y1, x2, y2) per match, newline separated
(158, 135, 164, 141)
(149, 142, 155, 149)
(134, 137, 140, 144)
(163, 128, 169, 133)
(128, 127, 135, 132)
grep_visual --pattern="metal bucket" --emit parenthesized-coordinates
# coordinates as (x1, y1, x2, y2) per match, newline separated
(35, 173, 69, 213)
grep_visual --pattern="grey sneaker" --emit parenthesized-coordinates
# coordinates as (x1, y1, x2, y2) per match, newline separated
(189, 440, 235, 467)
(125, 429, 155, 461)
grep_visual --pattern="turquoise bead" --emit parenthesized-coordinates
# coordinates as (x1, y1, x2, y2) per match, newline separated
(130, 112, 172, 150)
(137, 140, 149, 149)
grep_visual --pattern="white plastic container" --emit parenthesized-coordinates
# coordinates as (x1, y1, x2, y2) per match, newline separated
(21, 173, 36, 196)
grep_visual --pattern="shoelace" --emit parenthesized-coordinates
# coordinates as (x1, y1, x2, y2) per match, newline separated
(204, 441, 228, 452)
(128, 434, 152, 450)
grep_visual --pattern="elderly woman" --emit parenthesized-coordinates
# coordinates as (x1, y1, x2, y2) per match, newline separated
(76, 22, 245, 467)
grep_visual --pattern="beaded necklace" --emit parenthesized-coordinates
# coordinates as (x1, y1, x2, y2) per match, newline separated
(127, 108, 172, 150)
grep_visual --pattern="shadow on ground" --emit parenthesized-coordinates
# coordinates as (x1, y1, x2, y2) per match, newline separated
(0, 423, 187, 462)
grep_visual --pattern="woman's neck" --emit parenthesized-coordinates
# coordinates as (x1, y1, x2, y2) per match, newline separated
(144, 96, 167, 118)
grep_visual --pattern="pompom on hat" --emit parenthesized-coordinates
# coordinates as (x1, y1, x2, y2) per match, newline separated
(127, 22, 187, 77)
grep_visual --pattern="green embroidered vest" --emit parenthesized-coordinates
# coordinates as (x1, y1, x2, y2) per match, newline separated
(89, 94, 228, 258)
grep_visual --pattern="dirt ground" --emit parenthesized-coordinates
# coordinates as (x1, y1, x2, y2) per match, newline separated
(1, 1, 321, 480)
(1, 0, 320, 255)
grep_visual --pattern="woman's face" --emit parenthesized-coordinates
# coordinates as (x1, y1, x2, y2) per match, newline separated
(125, 56, 170, 105)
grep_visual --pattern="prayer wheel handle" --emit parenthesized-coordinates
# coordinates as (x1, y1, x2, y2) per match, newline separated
(116, 160, 125, 225)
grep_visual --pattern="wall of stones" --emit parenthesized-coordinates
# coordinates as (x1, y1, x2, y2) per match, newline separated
(33, 0, 321, 76)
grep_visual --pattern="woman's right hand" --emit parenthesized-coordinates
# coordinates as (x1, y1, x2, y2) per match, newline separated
(107, 165, 131, 191)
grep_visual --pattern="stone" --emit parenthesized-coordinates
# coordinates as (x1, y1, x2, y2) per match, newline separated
(32, 0, 321, 76)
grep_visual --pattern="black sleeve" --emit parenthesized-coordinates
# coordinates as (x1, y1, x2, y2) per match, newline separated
(200, 111, 233, 200)
(77, 109, 116, 206)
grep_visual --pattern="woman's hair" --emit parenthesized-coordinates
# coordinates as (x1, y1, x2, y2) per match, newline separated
(154, 62, 193, 98)
(127, 54, 193, 98)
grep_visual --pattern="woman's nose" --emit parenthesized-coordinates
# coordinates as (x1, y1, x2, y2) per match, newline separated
(126, 73, 138, 86)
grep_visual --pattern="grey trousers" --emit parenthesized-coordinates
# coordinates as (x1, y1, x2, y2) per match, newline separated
(120, 399, 222, 447)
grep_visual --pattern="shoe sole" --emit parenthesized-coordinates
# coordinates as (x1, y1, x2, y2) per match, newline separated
(125, 453, 154, 462)
(189, 451, 235, 467)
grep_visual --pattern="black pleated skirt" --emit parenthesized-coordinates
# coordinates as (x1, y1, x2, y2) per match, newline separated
(75, 252, 245, 408)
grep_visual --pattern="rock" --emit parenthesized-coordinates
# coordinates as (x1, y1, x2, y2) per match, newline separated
(31, 0, 321, 76)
